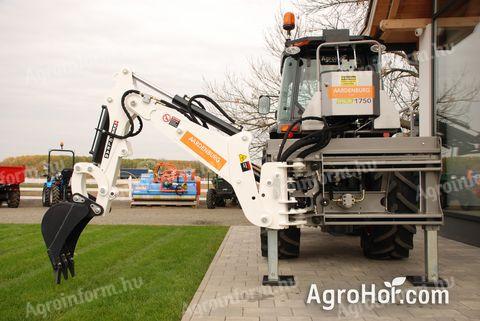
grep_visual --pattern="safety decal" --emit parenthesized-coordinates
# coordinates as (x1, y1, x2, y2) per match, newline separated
(240, 161, 251, 172)
(169, 116, 180, 128)
(104, 120, 118, 159)
(180, 131, 226, 170)
(238, 154, 251, 172)
(239, 154, 247, 163)
(340, 75, 357, 86)
(162, 113, 171, 122)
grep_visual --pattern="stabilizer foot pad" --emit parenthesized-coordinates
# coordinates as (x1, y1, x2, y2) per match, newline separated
(262, 275, 295, 286)
(406, 275, 448, 287)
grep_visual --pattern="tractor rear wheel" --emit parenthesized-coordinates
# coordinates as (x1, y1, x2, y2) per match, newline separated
(42, 186, 51, 207)
(260, 226, 300, 259)
(361, 172, 418, 259)
(51, 185, 61, 205)
(206, 189, 216, 209)
(7, 187, 20, 208)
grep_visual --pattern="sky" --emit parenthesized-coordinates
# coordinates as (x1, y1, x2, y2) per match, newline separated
(0, 0, 295, 160)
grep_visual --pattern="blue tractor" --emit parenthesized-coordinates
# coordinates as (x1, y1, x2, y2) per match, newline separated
(42, 146, 75, 207)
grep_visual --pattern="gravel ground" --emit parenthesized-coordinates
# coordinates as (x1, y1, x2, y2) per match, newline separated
(0, 199, 250, 226)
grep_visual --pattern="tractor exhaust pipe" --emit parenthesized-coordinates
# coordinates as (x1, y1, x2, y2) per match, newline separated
(41, 194, 103, 283)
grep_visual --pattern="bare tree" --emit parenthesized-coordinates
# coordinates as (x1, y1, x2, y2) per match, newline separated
(206, 2, 370, 157)
(204, 11, 317, 156)
(206, 0, 426, 155)
(436, 73, 480, 122)
(296, 0, 369, 34)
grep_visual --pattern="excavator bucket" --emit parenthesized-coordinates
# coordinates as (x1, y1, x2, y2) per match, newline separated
(41, 194, 103, 284)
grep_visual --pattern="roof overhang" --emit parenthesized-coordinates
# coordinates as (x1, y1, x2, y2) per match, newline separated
(362, 0, 433, 50)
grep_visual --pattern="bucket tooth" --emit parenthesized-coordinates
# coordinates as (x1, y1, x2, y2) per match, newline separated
(66, 253, 75, 277)
(60, 254, 69, 280)
(41, 194, 103, 284)
(55, 263, 62, 284)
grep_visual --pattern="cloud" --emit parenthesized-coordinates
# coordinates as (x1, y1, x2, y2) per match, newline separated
(0, 0, 280, 160)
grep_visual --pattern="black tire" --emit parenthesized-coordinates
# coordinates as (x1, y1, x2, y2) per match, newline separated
(361, 172, 418, 260)
(206, 189, 216, 209)
(7, 187, 20, 208)
(231, 196, 241, 208)
(215, 197, 226, 207)
(260, 226, 300, 259)
(50, 185, 61, 205)
(42, 186, 51, 207)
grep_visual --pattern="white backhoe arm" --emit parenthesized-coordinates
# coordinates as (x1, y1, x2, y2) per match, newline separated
(71, 68, 293, 230)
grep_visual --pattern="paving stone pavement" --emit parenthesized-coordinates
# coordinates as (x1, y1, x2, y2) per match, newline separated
(182, 226, 480, 321)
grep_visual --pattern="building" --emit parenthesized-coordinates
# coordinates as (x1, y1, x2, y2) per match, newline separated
(363, 0, 480, 245)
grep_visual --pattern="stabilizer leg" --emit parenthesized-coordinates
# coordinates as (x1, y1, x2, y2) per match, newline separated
(262, 229, 295, 286)
(407, 226, 448, 287)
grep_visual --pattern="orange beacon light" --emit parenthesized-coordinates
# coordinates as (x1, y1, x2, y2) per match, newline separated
(283, 12, 295, 31)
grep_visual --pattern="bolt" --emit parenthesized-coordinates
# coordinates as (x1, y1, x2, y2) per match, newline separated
(261, 216, 268, 223)
(75, 165, 81, 172)
(122, 69, 129, 74)
(266, 180, 272, 186)
(242, 136, 248, 141)
(87, 166, 93, 172)
(90, 204, 101, 215)
(107, 97, 113, 103)
(176, 128, 183, 135)
(99, 187, 107, 195)
(121, 149, 128, 156)
(236, 179, 241, 184)
(130, 100, 136, 107)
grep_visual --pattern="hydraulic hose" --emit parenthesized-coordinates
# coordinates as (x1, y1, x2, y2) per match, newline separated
(276, 116, 325, 161)
(279, 130, 327, 161)
(278, 120, 352, 162)
(187, 94, 237, 125)
(105, 89, 144, 139)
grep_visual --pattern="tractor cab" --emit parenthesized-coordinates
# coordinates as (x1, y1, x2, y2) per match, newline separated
(260, 28, 400, 138)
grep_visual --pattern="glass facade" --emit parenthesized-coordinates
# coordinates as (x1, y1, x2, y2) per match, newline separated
(434, 0, 480, 212)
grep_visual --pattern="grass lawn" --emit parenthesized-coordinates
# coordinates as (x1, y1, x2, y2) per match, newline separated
(0, 224, 227, 321)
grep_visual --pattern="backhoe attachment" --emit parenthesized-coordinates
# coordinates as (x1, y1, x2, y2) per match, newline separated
(41, 194, 103, 283)
(40, 69, 289, 284)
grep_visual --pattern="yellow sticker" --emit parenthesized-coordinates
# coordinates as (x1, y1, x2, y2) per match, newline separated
(336, 98, 354, 104)
(180, 131, 227, 170)
(239, 154, 247, 163)
(340, 75, 357, 86)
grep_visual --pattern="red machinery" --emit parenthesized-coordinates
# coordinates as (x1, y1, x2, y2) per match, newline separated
(153, 162, 193, 193)
(0, 166, 25, 208)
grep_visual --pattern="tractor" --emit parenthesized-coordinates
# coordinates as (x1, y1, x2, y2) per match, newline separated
(206, 174, 238, 209)
(0, 166, 25, 208)
(42, 145, 75, 207)
(255, 20, 443, 268)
